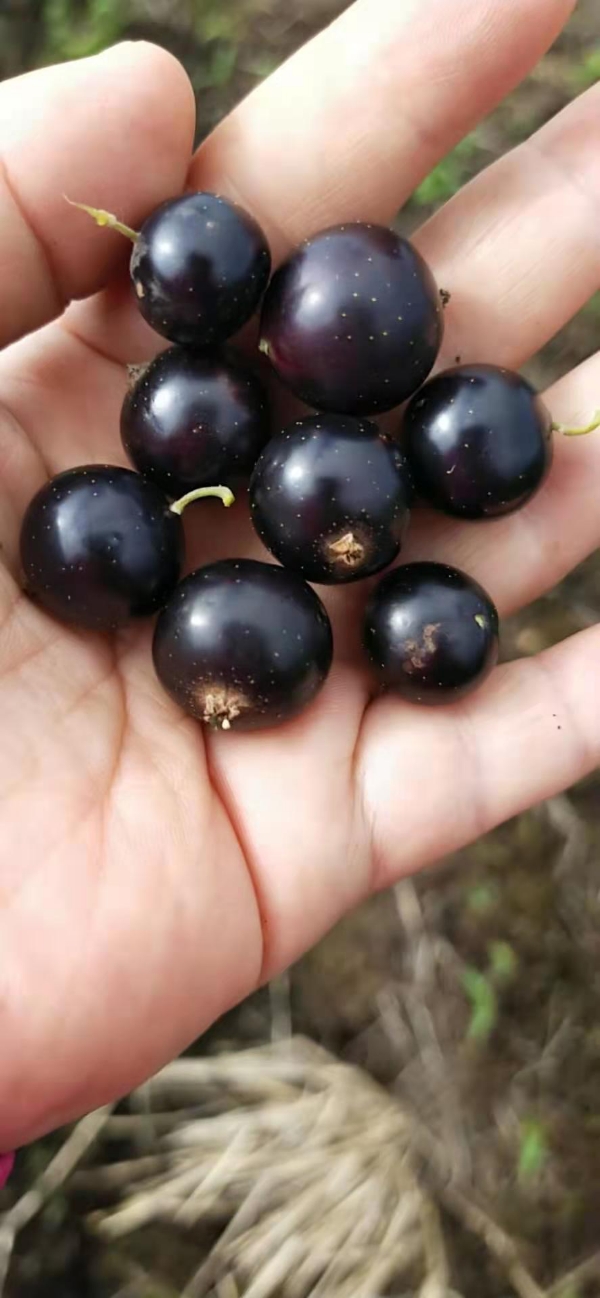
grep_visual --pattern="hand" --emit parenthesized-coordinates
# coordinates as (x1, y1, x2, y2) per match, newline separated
(0, 0, 595, 1149)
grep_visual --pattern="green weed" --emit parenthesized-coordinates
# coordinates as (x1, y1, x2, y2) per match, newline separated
(518, 1120, 549, 1182)
(462, 940, 517, 1042)
(466, 880, 500, 915)
(413, 135, 482, 207)
(570, 46, 600, 91)
(42, 0, 128, 62)
(462, 967, 498, 1042)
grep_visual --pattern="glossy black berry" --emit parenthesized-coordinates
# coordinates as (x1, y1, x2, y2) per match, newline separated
(121, 347, 270, 498)
(403, 364, 553, 519)
(153, 559, 333, 731)
(249, 415, 412, 585)
(259, 223, 443, 415)
(130, 193, 271, 348)
(20, 466, 184, 631)
(364, 562, 499, 704)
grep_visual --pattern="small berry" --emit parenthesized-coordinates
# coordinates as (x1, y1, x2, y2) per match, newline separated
(259, 222, 443, 415)
(153, 559, 333, 730)
(20, 467, 232, 631)
(402, 364, 553, 519)
(129, 193, 271, 346)
(122, 347, 270, 497)
(364, 562, 499, 704)
(249, 414, 412, 584)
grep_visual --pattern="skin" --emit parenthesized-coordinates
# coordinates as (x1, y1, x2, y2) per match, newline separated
(1, 0, 599, 1150)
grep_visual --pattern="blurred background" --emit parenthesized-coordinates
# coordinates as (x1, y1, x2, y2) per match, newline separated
(2, 2, 600, 1296)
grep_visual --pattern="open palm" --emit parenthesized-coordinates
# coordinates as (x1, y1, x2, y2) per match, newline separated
(2, 0, 599, 1150)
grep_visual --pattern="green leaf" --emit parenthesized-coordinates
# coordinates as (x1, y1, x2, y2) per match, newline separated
(413, 135, 482, 207)
(207, 42, 238, 87)
(583, 292, 600, 322)
(466, 881, 499, 915)
(42, 0, 128, 63)
(488, 940, 518, 983)
(461, 966, 497, 1043)
(518, 1121, 549, 1182)
(570, 47, 600, 91)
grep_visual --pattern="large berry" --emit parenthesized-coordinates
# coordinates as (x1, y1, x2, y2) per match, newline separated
(259, 223, 443, 415)
(20, 466, 184, 631)
(364, 562, 499, 704)
(153, 559, 333, 731)
(403, 364, 553, 519)
(249, 414, 412, 584)
(122, 347, 270, 497)
(130, 192, 271, 347)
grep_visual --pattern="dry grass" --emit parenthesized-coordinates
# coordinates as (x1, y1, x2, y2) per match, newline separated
(5, 1027, 600, 1298)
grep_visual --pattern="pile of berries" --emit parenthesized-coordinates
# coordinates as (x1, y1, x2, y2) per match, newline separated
(19, 192, 597, 731)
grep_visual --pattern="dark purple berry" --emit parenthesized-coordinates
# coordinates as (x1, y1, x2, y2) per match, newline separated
(20, 466, 184, 631)
(259, 223, 443, 415)
(403, 364, 553, 519)
(153, 559, 333, 731)
(364, 562, 499, 704)
(121, 347, 270, 498)
(249, 414, 412, 585)
(130, 193, 271, 348)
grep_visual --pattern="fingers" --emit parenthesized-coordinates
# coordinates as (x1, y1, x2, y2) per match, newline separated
(193, 0, 575, 259)
(359, 624, 600, 890)
(73, 0, 575, 360)
(415, 81, 600, 370)
(0, 42, 195, 349)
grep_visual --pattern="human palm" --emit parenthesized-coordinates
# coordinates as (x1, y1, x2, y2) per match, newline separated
(2, 0, 599, 1150)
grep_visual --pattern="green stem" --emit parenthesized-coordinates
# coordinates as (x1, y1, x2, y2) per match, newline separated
(64, 197, 139, 243)
(170, 485, 235, 516)
(553, 410, 600, 438)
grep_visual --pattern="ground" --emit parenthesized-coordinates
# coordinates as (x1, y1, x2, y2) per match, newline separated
(1, 2, 600, 1295)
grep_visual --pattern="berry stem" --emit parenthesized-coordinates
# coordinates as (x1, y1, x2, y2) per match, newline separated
(170, 485, 235, 515)
(127, 362, 150, 392)
(553, 410, 600, 438)
(65, 197, 139, 243)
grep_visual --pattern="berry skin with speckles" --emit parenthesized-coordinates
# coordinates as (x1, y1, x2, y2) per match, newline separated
(402, 363, 553, 519)
(130, 193, 272, 348)
(121, 347, 270, 497)
(258, 223, 443, 415)
(249, 414, 413, 584)
(152, 559, 333, 731)
(20, 466, 184, 631)
(364, 562, 499, 704)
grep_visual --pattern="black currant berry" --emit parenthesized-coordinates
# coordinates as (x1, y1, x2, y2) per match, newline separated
(364, 562, 499, 704)
(403, 364, 553, 519)
(259, 223, 443, 415)
(129, 193, 271, 347)
(20, 467, 232, 632)
(121, 347, 270, 497)
(153, 559, 333, 731)
(249, 415, 412, 584)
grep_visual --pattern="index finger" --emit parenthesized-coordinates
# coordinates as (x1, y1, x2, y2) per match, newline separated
(0, 41, 195, 349)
